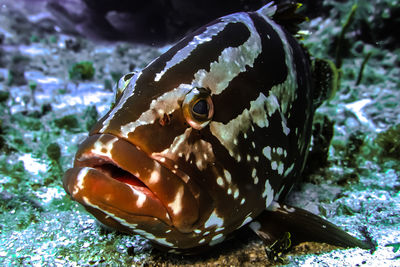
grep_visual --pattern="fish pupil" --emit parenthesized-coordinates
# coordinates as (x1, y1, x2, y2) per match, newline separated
(193, 99, 208, 115)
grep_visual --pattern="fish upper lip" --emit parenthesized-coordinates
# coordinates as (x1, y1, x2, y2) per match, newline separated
(70, 133, 200, 233)
(76, 155, 163, 208)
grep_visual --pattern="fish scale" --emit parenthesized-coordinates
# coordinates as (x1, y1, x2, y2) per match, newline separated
(63, 1, 370, 255)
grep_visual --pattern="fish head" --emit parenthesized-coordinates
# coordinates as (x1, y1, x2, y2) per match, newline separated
(63, 65, 266, 250)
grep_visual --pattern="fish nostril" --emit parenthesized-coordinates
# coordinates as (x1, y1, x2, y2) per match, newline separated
(159, 113, 171, 126)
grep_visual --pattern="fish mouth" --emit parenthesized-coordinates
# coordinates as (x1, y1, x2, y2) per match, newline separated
(63, 133, 199, 233)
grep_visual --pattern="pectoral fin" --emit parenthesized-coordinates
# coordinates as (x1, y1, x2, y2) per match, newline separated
(249, 202, 371, 253)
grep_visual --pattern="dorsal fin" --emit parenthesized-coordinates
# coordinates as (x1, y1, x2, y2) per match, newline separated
(257, 1, 307, 35)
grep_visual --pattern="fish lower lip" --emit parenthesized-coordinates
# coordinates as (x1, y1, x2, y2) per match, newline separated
(63, 166, 171, 225)
(64, 133, 200, 233)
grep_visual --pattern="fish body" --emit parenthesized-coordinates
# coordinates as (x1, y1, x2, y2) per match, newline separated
(63, 2, 368, 253)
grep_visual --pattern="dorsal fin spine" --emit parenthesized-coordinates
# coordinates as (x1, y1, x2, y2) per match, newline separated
(257, 1, 307, 36)
(257, 2, 278, 18)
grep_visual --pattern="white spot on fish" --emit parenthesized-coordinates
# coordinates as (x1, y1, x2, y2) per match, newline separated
(136, 191, 146, 208)
(277, 162, 284, 175)
(262, 146, 272, 160)
(271, 161, 278, 170)
(104, 194, 112, 201)
(217, 177, 224, 187)
(82, 196, 90, 205)
(204, 210, 224, 228)
(155, 238, 175, 247)
(149, 170, 160, 184)
(283, 205, 296, 213)
(209, 234, 225, 246)
(282, 120, 290, 136)
(262, 180, 274, 208)
(168, 186, 184, 215)
(233, 189, 239, 199)
(254, 177, 259, 184)
(73, 167, 90, 196)
(135, 229, 156, 241)
(265, 92, 280, 116)
(91, 136, 118, 159)
(224, 169, 232, 183)
(239, 215, 253, 228)
(216, 227, 225, 232)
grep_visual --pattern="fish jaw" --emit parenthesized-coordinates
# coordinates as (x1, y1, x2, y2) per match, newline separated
(63, 166, 173, 229)
(63, 133, 200, 234)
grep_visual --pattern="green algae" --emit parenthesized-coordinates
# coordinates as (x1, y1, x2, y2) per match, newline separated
(0, 91, 9, 102)
(375, 124, 400, 160)
(335, 3, 357, 69)
(53, 115, 80, 132)
(355, 51, 373, 85)
(84, 105, 99, 131)
(52, 106, 98, 133)
(69, 61, 95, 81)
(0, 160, 26, 190)
(46, 143, 61, 162)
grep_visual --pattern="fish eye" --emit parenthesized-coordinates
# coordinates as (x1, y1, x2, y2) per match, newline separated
(192, 99, 209, 117)
(111, 72, 135, 108)
(182, 87, 214, 130)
